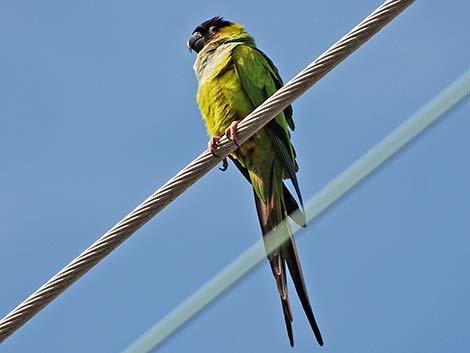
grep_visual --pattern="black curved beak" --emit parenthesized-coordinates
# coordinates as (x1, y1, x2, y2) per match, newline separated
(187, 32, 204, 53)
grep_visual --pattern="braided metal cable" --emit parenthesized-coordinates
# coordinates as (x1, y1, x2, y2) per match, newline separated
(0, 0, 415, 343)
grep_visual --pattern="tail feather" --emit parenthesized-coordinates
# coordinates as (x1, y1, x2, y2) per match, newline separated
(283, 238, 324, 346)
(253, 189, 294, 342)
(283, 185, 306, 227)
(252, 173, 323, 347)
(281, 297, 294, 347)
(279, 257, 294, 346)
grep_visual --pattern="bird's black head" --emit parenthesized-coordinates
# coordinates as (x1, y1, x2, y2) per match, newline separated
(187, 16, 233, 53)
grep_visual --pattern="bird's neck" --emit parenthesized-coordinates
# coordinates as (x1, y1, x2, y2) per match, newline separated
(193, 33, 255, 82)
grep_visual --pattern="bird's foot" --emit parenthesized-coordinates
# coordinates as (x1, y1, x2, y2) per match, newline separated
(208, 136, 229, 172)
(208, 136, 221, 156)
(225, 121, 240, 147)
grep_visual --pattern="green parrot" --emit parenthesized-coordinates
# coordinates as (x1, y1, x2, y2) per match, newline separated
(188, 17, 323, 347)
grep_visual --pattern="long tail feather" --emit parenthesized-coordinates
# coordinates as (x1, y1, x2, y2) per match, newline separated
(252, 174, 322, 346)
(253, 189, 294, 344)
(283, 238, 324, 346)
(281, 297, 294, 347)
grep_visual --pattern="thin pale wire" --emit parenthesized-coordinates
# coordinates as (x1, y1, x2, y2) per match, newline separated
(0, 0, 415, 343)
(123, 72, 470, 353)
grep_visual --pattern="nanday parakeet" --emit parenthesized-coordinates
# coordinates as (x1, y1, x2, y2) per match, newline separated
(188, 17, 323, 347)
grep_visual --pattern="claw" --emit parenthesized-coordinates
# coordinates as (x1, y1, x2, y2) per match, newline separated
(225, 121, 240, 147)
(219, 158, 228, 171)
(208, 136, 229, 172)
(208, 136, 221, 157)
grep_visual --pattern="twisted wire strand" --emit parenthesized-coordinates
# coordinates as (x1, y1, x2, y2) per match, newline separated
(0, 0, 415, 343)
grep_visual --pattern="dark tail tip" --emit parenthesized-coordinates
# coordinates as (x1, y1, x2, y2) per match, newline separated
(309, 312, 324, 346)
(317, 333, 324, 346)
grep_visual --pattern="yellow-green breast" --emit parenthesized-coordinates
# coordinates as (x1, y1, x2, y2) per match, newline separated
(195, 43, 253, 137)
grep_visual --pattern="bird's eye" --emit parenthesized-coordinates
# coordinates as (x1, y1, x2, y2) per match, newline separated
(209, 26, 217, 33)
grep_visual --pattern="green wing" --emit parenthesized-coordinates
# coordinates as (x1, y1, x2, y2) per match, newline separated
(232, 45, 294, 129)
(231, 44, 303, 208)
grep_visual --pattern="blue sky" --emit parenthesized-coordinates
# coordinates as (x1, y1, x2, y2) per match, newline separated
(1, 1, 469, 352)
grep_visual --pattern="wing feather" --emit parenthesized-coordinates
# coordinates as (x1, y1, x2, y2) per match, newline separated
(231, 45, 303, 209)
